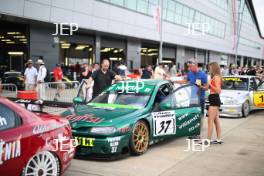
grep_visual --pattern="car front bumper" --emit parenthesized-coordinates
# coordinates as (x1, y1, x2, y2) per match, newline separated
(220, 104, 243, 117)
(205, 103, 243, 117)
(73, 133, 130, 156)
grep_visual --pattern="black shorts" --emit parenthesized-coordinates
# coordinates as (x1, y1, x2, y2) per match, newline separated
(208, 94, 221, 107)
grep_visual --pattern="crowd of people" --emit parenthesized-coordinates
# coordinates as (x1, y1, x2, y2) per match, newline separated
(1, 56, 264, 145)
(138, 62, 264, 81)
(222, 64, 264, 79)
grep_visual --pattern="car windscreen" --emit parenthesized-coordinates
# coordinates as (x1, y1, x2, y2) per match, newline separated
(222, 77, 249, 90)
(90, 92, 151, 109)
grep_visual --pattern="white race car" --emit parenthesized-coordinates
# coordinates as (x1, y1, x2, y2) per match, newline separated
(216, 75, 264, 117)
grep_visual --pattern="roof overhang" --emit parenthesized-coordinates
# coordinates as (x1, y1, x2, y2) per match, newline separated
(247, 0, 264, 39)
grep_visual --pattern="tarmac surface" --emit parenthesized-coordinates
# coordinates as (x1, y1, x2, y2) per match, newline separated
(64, 110, 264, 176)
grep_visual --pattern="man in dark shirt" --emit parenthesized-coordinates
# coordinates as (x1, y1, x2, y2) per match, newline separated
(86, 59, 122, 98)
(141, 65, 153, 79)
(247, 66, 256, 76)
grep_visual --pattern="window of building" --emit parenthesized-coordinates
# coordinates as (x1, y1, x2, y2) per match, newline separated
(110, 0, 124, 6)
(98, 0, 226, 38)
(137, 0, 148, 14)
(125, 0, 137, 10)
(208, 0, 228, 10)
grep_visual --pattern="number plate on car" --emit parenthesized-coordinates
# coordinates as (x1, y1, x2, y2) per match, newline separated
(75, 137, 95, 147)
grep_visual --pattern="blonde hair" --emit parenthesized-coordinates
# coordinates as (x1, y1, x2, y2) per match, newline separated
(209, 62, 221, 78)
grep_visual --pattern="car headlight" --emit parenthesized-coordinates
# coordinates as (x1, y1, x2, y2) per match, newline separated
(90, 127, 116, 134)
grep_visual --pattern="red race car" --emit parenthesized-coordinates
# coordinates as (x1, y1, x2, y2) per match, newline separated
(0, 97, 75, 176)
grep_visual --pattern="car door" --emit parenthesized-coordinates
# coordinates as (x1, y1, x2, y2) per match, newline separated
(152, 84, 201, 139)
(0, 103, 31, 176)
(252, 78, 264, 109)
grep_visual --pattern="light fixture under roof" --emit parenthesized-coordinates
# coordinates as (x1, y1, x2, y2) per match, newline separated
(19, 39, 27, 42)
(6, 41, 15, 44)
(7, 32, 20, 35)
(1, 39, 11, 42)
(0, 36, 4, 39)
(13, 35, 26, 38)
(101, 48, 112, 52)
(8, 51, 24, 55)
(109, 57, 118, 61)
(148, 49, 158, 52)
(162, 60, 172, 63)
(75, 45, 89, 50)
(61, 43, 70, 49)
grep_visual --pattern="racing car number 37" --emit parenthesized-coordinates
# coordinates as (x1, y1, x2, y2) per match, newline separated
(153, 111, 176, 136)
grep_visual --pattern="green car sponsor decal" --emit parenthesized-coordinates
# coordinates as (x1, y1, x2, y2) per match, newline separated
(88, 103, 142, 109)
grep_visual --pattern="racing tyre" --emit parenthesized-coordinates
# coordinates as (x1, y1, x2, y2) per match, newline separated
(242, 101, 250, 117)
(129, 120, 149, 156)
(22, 151, 60, 176)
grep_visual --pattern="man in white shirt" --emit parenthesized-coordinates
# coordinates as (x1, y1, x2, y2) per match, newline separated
(24, 60, 37, 90)
(36, 59, 47, 100)
(153, 63, 169, 80)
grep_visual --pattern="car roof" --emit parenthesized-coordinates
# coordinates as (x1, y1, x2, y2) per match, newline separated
(4, 72, 21, 74)
(223, 75, 256, 79)
(123, 79, 169, 86)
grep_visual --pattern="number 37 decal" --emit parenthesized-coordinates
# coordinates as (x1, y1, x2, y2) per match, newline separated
(253, 92, 264, 108)
(152, 111, 176, 136)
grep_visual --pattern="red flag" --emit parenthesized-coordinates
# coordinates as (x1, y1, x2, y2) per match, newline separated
(153, 6, 161, 35)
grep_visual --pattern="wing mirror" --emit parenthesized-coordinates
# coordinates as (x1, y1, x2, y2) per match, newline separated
(257, 82, 264, 90)
(73, 97, 85, 104)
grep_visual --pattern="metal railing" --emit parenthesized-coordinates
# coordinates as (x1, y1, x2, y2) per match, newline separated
(0, 83, 18, 98)
(39, 81, 80, 103)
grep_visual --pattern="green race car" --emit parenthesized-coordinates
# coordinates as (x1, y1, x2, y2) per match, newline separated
(61, 80, 202, 156)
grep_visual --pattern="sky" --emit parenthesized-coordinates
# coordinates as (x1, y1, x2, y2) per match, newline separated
(253, 0, 264, 38)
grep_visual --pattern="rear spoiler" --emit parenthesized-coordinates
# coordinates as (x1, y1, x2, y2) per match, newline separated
(8, 97, 72, 112)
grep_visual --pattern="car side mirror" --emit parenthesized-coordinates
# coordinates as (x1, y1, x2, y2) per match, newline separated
(73, 97, 85, 104)
(257, 82, 264, 90)
(160, 101, 171, 110)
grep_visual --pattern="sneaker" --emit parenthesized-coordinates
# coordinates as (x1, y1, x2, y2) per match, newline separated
(211, 139, 223, 144)
(198, 139, 211, 145)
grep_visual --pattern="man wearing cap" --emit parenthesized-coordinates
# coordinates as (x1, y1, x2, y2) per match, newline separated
(175, 58, 208, 139)
(24, 59, 37, 90)
(36, 59, 47, 100)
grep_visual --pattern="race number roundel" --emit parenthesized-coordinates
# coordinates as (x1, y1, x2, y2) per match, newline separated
(253, 92, 264, 107)
(152, 111, 176, 136)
